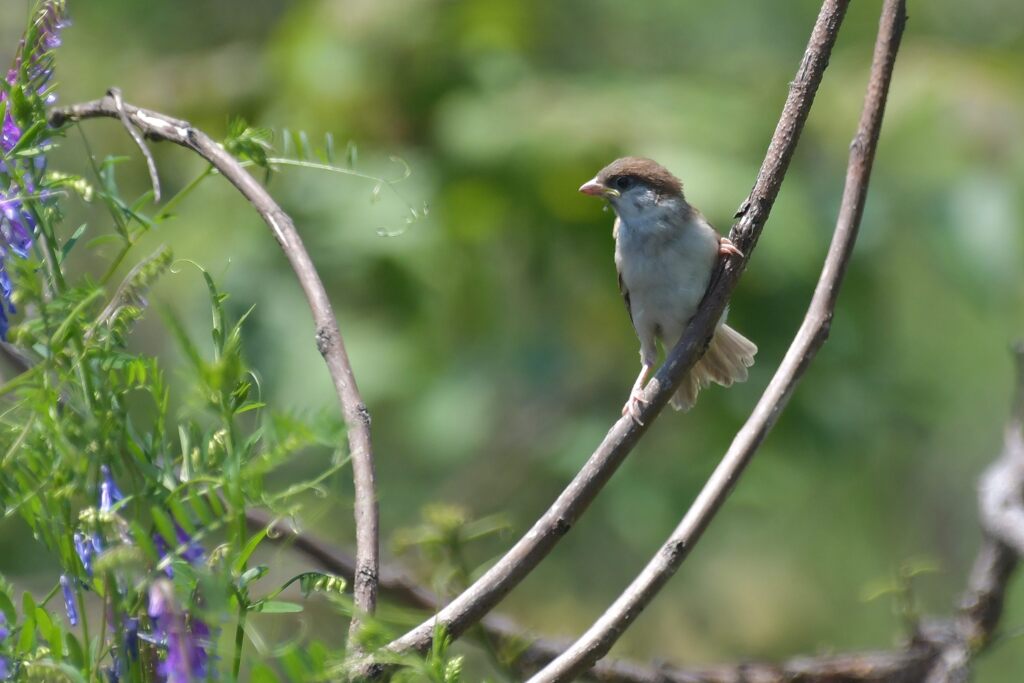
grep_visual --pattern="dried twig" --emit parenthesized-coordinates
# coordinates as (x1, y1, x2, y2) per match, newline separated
(376, 0, 850, 663)
(48, 98, 381, 638)
(529, 1, 906, 679)
(108, 87, 161, 203)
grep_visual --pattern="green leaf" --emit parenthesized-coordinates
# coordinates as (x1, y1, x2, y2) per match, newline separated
(33, 606, 54, 650)
(187, 493, 215, 526)
(201, 269, 226, 355)
(65, 631, 84, 668)
(0, 589, 15, 623)
(238, 565, 268, 590)
(50, 663, 88, 683)
(151, 506, 178, 551)
(249, 663, 281, 683)
(233, 528, 269, 574)
(254, 600, 303, 614)
(167, 497, 197, 536)
(18, 592, 36, 652)
(6, 118, 47, 156)
(130, 519, 160, 563)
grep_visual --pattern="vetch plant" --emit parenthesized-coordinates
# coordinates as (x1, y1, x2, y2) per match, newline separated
(0, 0, 67, 338)
(0, 1, 390, 680)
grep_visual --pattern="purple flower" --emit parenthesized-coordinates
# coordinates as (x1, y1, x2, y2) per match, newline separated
(0, 1, 69, 340)
(0, 198, 33, 258)
(10, 1, 68, 95)
(99, 465, 124, 512)
(59, 574, 77, 626)
(154, 524, 204, 577)
(0, 112, 19, 155)
(73, 531, 103, 577)
(148, 580, 210, 683)
(123, 617, 139, 661)
(0, 611, 8, 679)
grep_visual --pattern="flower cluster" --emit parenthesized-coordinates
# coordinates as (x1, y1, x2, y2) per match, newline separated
(148, 580, 212, 683)
(0, 0, 67, 338)
(0, 612, 9, 679)
(69, 464, 213, 683)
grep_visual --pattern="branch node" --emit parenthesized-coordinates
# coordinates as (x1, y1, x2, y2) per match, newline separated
(315, 326, 334, 356)
(356, 403, 372, 428)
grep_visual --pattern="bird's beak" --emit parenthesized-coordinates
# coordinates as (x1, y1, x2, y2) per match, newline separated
(579, 178, 618, 198)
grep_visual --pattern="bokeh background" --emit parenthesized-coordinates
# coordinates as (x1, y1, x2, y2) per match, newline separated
(3, 0, 1024, 679)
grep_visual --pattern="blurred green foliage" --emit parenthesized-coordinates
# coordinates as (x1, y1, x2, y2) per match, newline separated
(2, 0, 1024, 679)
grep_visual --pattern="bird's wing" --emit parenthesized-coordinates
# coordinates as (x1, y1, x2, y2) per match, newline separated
(617, 267, 634, 328)
(613, 218, 634, 327)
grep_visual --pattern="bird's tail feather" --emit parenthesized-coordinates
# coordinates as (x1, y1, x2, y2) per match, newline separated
(670, 324, 757, 411)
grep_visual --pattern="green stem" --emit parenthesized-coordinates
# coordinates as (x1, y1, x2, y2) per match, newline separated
(452, 546, 514, 682)
(155, 165, 214, 221)
(232, 599, 247, 680)
(98, 239, 134, 286)
(76, 582, 92, 682)
(28, 199, 99, 415)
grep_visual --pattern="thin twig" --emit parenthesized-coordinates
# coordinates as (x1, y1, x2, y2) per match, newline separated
(48, 98, 381, 639)
(529, 2, 906, 679)
(367, 1, 849, 665)
(108, 87, 161, 203)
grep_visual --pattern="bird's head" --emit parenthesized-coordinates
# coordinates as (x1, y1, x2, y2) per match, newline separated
(579, 157, 684, 221)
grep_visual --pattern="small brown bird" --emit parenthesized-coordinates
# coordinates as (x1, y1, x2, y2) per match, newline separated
(580, 157, 756, 422)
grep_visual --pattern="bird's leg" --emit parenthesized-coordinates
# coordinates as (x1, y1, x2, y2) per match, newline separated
(623, 356, 655, 425)
(718, 235, 744, 258)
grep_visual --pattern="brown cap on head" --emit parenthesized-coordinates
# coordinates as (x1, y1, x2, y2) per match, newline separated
(595, 157, 683, 197)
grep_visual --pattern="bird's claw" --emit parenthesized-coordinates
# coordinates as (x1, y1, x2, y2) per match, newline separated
(718, 236, 744, 258)
(622, 390, 648, 425)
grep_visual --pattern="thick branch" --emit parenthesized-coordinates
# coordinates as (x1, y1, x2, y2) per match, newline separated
(529, 2, 906, 679)
(378, 0, 850, 662)
(48, 99, 381, 634)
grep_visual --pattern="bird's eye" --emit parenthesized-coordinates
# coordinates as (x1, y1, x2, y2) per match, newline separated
(614, 176, 634, 191)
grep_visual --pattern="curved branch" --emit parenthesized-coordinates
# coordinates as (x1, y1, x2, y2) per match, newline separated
(377, 0, 850, 662)
(48, 99, 381, 634)
(530, 1, 907, 679)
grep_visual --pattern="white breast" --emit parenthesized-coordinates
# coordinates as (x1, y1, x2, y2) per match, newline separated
(614, 204, 719, 347)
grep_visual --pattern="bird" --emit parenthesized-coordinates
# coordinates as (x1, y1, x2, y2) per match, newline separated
(579, 157, 756, 423)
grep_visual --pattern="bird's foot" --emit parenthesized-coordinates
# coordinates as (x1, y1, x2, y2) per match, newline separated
(622, 389, 648, 425)
(718, 236, 744, 258)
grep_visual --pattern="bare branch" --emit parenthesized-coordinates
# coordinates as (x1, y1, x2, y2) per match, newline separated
(529, 2, 907, 679)
(48, 97, 381, 636)
(373, 1, 850, 664)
